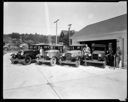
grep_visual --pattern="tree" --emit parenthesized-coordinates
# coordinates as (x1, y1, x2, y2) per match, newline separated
(3, 41, 5, 46)
(10, 32, 20, 39)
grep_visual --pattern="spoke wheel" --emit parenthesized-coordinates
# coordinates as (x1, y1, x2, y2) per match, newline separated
(37, 61, 42, 65)
(23, 56, 32, 65)
(103, 61, 106, 68)
(84, 61, 87, 66)
(50, 57, 56, 66)
(11, 60, 17, 64)
(59, 59, 62, 65)
(75, 60, 80, 67)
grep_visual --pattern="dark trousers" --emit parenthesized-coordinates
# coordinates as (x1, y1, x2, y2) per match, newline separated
(107, 54, 114, 66)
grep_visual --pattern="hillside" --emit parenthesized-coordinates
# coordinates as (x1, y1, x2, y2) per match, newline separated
(3, 32, 60, 47)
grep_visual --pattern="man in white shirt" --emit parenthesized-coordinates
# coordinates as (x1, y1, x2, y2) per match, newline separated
(39, 47, 44, 57)
(83, 44, 91, 55)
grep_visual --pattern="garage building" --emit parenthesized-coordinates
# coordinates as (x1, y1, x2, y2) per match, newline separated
(71, 14, 127, 68)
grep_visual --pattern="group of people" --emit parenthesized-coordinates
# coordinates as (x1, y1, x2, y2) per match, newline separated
(82, 43, 122, 68)
(106, 43, 122, 68)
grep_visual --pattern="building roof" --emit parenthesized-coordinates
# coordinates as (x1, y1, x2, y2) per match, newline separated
(76, 30, 126, 42)
(60, 30, 76, 37)
(59, 30, 77, 45)
(71, 14, 127, 41)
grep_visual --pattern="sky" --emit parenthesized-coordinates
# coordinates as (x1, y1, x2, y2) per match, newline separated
(4, 2, 127, 35)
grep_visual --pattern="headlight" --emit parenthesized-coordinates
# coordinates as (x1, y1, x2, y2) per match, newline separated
(71, 54, 75, 57)
(11, 54, 14, 56)
(98, 54, 102, 57)
(89, 54, 91, 56)
(11, 54, 16, 58)
(62, 53, 65, 56)
(21, 51, 24, 55)
(46, 53, 49, 56)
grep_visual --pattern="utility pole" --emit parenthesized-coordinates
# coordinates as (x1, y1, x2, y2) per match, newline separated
(68, 24, 72, 46)
(54, 19, 59, 45)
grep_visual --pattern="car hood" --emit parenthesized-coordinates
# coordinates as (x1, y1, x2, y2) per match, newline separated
(45, 50, 59, 53)
(66, 50, 81, 54)
(93, 50, 105, 54)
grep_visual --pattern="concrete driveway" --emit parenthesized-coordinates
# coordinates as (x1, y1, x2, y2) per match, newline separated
(3, 53, 127, 100)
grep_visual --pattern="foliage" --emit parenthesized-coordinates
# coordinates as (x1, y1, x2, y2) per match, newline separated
(3, 33, 60, 47)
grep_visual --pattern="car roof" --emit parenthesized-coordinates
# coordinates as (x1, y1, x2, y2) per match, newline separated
(69, 44, 85, 46)
(67, 50, 81, 53)
(31, 43, 49, 46)
(31, 43, 63, 46)
(93, 44, 106, 47)
(45, 49, 59, 52)
(50, 44, 63, 46)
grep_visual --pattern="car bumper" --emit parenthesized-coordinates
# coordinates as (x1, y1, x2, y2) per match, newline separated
(83, 59, 106, 64)
(36, 57, 51, 63)
(60, 59, 78, 65)
(10, 58, 25, 63)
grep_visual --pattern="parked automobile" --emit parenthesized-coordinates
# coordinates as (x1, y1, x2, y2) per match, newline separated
(59, 44, 84, 67)
(10, 43, 47, 65)
(36, 44, 63, 66)
(83, 44, 107, 68)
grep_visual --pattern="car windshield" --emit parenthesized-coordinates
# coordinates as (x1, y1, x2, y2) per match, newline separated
(29, 45, 38, 50)
(44, 46, 58, 51)
(94, 47, 105, 51)
(70, 46, 81, 50)
(44, 45, 50, 50)
(29, 45, 33, 49)
(50, 46, 62, 50)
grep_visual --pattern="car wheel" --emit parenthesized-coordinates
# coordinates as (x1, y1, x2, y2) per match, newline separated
(103, 61, 106, 68)
(75, 60, 80, 67)
(84, 61, 87, 66)
(23, 56, 32, 65)
(11, 60, 17, 64)
(59, 59, 62, 65)
(37, 61, 42, 65)
(50, 57, 56, 66)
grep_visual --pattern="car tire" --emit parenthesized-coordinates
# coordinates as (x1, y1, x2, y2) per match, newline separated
(37, 61, 42, 65)
(50, 57, 56, 66)
(75, 60, 80, 67)
(11, 60, 17, 64)
(23, 56, 32, 65)
(59, 59, 62, 65)
(103, 61, 106, 68)
(84, 61, 87, 66)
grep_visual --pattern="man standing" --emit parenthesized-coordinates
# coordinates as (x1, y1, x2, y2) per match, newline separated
(63, 45, 68, 53)
(83, 44, 91, 59)
(106, 43, 114, 67)
(39, 47, 44, 57)
(115, 46, 122, 68)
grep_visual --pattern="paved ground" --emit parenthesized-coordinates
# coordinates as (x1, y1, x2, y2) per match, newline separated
(3, 53, 127, 100)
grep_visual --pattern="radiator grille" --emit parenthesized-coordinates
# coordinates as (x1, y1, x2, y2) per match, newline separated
(92, 54, 98, 60)
(65, 53, 71, 60)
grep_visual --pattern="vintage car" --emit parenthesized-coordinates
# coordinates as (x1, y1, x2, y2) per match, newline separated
(83, 44, 107, 68)
(10, 43, 47, 65)
(36, 44, 63, 66)
(59, 44, 84, 67)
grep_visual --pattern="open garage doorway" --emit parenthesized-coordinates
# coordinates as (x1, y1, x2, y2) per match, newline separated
(79, 39, 117, 67)
(79, 39, 117, 54)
